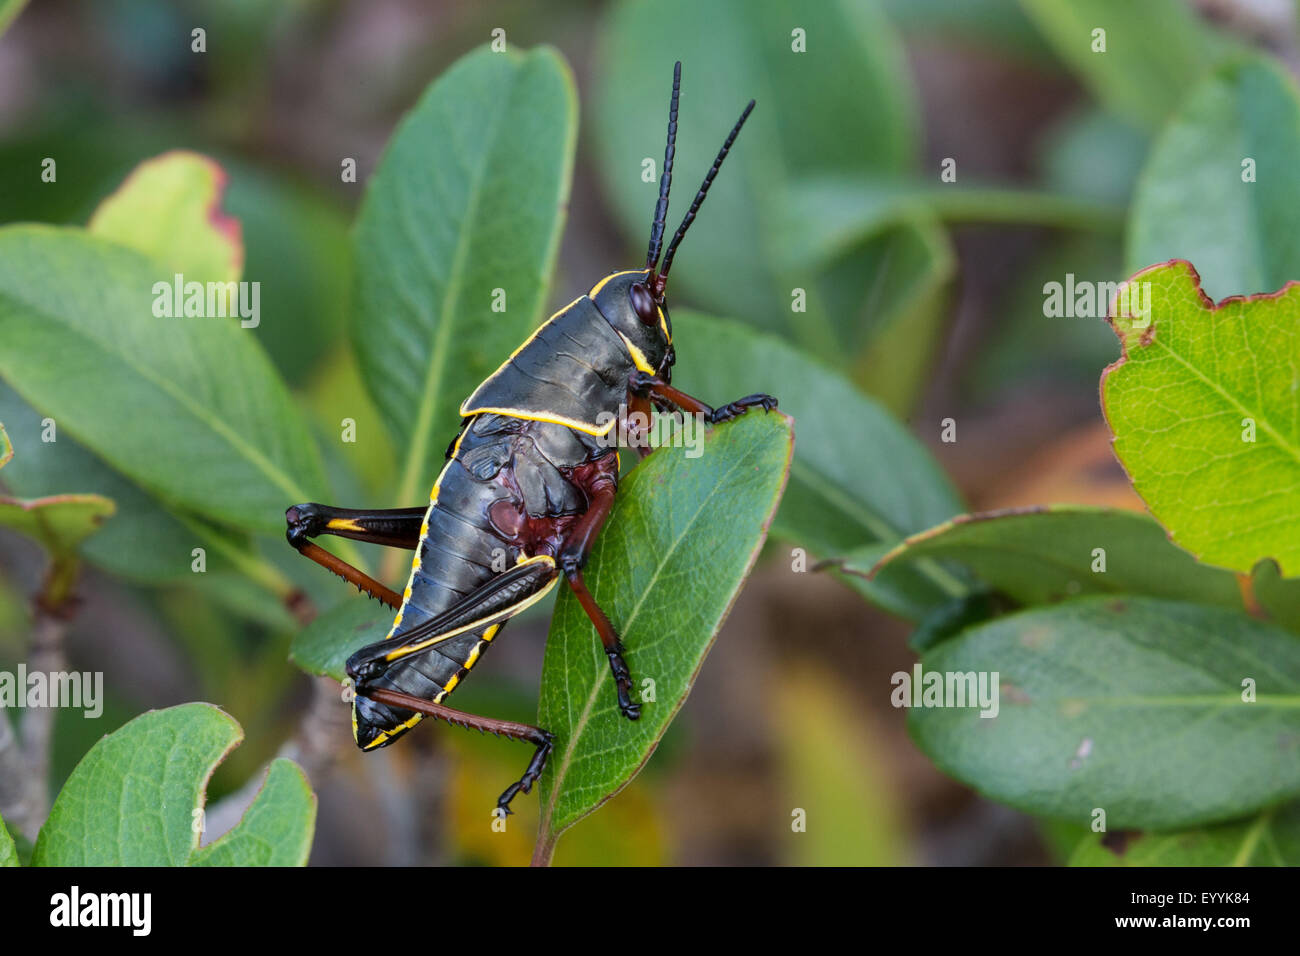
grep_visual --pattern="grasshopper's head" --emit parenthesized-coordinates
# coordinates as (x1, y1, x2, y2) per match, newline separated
(614, 59, 751, 382)
(591, 268, 674, 380)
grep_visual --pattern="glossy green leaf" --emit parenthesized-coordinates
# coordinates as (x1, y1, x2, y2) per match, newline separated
(1102, 260, 1300, 575)
(32, 703, 315, 866)
(868, 505, 1300, 630)
(352, 46, 577, 508)
(191, 759, 316, 866)
(911, 596, 1300, 830)
(0, 811, 17, 867)
(0, 226, 327, 533)
(1128, 57, 1300, 302)
(1019, 0, 1225, 131)
(672, 312, 967, 619)
(534, 412, 793, 857)
(88, 150, 242, 283)
(1071, 800, 1300, 866)
(595, 0, 917, 352)
(290, 596, 391, 683)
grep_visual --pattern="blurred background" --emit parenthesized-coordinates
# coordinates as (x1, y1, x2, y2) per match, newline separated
(0, 0, 1295, 865)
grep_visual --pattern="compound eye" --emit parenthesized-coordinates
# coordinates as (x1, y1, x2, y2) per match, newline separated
(629, 282, 658, 326)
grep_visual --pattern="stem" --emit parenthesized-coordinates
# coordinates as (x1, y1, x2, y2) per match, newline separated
(20, 609, 67, 830)
(530, 831, 558, 867)
(922, 186, 1126, 232)
(0, 705, 36, 842)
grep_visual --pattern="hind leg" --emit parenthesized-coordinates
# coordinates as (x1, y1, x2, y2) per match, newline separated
(285, 503, 427, 608)
(359, 684, 555, 815)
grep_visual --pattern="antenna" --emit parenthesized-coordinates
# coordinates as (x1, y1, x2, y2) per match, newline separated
(655, 99, 754, 291)
(645, 61, 681, 272)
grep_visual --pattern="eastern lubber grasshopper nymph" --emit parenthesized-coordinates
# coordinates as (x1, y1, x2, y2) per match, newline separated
(286, 63, 777, 813)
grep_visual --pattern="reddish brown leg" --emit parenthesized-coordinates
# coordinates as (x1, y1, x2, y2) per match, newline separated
(624, 393, 656, 459)
(629, 371, 777, 424)
(559, 477, 640, 720)
(290, 541, 403, 610)
(363, 686, 554, 814)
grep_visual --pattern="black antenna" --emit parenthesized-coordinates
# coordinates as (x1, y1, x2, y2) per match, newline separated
(645, 61, 681, 272)
(657, 99, 754, 285)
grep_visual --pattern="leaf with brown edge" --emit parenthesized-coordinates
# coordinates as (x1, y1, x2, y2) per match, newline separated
(88, 150, 243, 283)
(864, 505, 1300, 633)
(1102, 259, 1300, 576)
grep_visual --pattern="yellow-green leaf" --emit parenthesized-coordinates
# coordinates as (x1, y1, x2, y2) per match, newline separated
(89, 150, 242, 283)
(1102, 259, 1300, 575)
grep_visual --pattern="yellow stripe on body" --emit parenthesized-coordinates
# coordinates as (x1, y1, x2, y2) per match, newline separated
(458, 295, 584, 418)
(380, 555, 557, 663)
(357, 619, 505, 749)
(616, 331, 657, 375)
(385, 428, 469, 638)
(588, 269, 645, 298)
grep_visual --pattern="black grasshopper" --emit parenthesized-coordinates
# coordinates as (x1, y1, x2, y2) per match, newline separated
(287, 62, 776, 813)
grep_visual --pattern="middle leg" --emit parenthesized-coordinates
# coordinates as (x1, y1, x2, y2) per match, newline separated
(559, 478, 640, 720)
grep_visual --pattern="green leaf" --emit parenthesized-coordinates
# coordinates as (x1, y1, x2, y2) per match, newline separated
(1128, 57, 1300, 302)
(290, 597, 391, 683)
(1038, 107, 1148, 207)
(0, 0, 27, 38)
(222, 159, 352, 386)
(911, 596, 1300, 830)
(0, 811, 17, 867)
(353, 46, 577, 508)
(0, 225, 327, 533)
(534, 412, 793, 857)
(32, 703, 315, 866)
(783, 176, 1123, 271)
(969, 232, 1123, 394)
(0, 422, 115, 558)
(825, 217, 956, 415)
(869, 505, 1300, 629)
(0, 490, 114, 559)
(191, 759, 316, 866)
(1071, 800, 1300, 866)
(1018, 0, 1225, 131)
(672, 312, 967, 619)
(33, 703, 239, 865)
(595, 0, 918, 353)
(88, 150, 242, 283)
(1102, 259, 1300, 575)
(884, 0, 1054, 64)
(0, 383, 252, 583)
